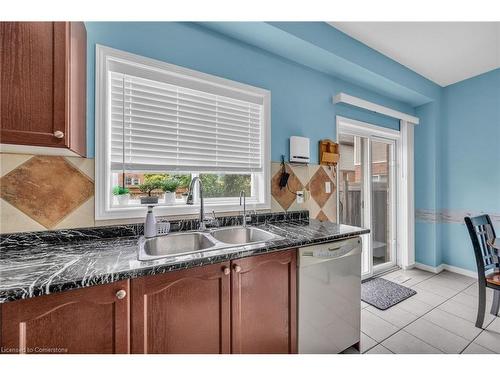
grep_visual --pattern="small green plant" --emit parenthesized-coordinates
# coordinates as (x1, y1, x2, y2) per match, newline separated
(112, 186, 130, 195)
(161, 178, 180, 193)
(138, 180, 163, 196)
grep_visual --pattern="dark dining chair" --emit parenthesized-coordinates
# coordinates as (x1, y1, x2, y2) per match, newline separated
(464, 215, 500, 328)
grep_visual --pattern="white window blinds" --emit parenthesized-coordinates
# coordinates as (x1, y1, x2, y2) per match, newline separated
(110, 72, 263, 173)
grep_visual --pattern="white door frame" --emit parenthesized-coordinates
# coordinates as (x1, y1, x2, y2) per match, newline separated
(336, 116, 415, 278)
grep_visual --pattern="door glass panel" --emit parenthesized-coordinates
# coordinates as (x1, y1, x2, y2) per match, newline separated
(370, 140, 393, 267)
(339, 134, 369, 275)
(338, 134, 363, 227)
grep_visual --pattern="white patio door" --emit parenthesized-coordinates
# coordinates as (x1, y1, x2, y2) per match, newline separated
(337, 118, 399, 278)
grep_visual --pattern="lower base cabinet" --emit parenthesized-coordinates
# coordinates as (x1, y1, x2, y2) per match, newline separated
(0, 249, 297, 354)
(0, 280, 130, 354)
(231, 250, 297, 354)
(131, 262, 231, 354)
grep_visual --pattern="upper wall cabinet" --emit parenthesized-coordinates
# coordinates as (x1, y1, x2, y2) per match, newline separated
(0, 22, 87, 157)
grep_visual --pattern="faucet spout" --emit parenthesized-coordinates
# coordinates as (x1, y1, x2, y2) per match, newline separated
(240, 191, 247, 227)
(186, 177, 206, 230)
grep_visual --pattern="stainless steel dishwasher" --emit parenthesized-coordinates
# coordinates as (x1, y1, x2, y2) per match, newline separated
(298, 237, 362, 354)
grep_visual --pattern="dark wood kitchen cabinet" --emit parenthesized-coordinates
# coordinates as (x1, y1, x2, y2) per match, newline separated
(0, 280, 130, 354)
(131, 249, 297, 354)
(231, 249, 297, 354)
(0, 22, 86, 156)
(131, 262, 231, 354)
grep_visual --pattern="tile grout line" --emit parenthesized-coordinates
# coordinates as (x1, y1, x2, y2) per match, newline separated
(365, 272, 449, 353)
(365, 272, 480, 354)
(460, 306, 498, 354)
(363, 271, 497, 354)
(401, 275, 481, 353)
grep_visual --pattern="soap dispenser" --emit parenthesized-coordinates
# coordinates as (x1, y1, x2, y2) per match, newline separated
(144, 205, 157, 238)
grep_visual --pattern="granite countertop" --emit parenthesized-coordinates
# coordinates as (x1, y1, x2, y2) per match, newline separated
(0, 213, 369, 303)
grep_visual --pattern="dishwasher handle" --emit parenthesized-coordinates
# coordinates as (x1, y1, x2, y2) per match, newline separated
(298, 238, 362, 267)
(301, 246, 361, 259)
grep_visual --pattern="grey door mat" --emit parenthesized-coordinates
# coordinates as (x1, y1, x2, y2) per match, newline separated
(361, 278, 417, 310)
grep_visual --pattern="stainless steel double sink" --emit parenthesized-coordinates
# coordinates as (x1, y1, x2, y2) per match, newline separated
(138, 226, 281, 261)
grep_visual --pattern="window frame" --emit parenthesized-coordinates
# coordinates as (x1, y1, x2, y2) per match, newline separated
(95, 45, 271, 220)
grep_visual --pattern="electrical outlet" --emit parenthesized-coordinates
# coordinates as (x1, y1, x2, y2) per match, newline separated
(325, 181, 331, 194)
(296, 191, 304, 204)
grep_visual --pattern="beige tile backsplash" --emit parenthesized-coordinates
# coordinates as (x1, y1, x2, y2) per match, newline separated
(0, 153, 337, 233)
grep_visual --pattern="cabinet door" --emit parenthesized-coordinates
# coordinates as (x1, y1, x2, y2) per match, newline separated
(0, 281, 130, 354)
(231, 249, 297, 354)
(131, 262, 231, 354)
(0, 22, 66, 147)
(0, 22, 86, 156)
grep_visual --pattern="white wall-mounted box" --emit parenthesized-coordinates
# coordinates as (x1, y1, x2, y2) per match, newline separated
(290, 136, 310, 164)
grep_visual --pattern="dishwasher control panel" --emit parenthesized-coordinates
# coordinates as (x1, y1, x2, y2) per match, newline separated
(298, 237, 361, 266)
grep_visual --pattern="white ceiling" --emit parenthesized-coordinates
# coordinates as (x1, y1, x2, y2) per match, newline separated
(329, 22, 500, 86)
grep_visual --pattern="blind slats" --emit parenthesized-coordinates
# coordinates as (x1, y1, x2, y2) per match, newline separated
(110, 72, 263, 173)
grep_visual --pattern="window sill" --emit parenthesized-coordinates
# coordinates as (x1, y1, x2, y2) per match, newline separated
(98, 199, 270, 221)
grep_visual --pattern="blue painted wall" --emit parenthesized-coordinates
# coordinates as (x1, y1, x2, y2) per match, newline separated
(439, 69, 500, 271)
(414, 100, 442, 267)
(85, 22, 414, 161)
(84, 21, 498, 272)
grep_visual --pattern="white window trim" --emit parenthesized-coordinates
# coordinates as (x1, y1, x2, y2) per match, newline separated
(95, 45, 271, 220)
(336, 116, 415, 275)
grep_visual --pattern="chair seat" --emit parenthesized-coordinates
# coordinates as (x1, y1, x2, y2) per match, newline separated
(487, 271, 500, 286)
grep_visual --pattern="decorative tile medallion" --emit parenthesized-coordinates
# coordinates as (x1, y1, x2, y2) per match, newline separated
(307, 166, 335, 208)
(316, 210, 329, 222)
(0, 156, 94, 229)
(271, 164, 304, 211)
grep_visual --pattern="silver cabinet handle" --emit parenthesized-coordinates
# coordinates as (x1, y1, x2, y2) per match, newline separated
(53, 131, 64, 139)
(222, 266, 230, 275)
(233, 265, 242, 273)
(116, 289, 127, 299)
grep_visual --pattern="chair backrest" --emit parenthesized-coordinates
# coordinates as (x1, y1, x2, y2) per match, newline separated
(464, 215, 498, 281)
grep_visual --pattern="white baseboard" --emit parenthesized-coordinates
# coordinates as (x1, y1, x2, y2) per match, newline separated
(414, 262, 444, 274)
(441, 264, 477, 279)
(414, 262, 477, 279)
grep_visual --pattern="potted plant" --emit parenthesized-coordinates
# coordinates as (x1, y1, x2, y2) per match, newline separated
(112, 186, 130, 205)
(161, 178, 180, 205)
(138, 180, 162, 204)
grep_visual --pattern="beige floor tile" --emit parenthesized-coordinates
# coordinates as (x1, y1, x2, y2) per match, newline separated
(462, 342, 495, 354)
(450, 291, 493, 310)
(435, 270, 476, 285)
(473, 331, 500, 353)
(365, 344, 393, 354)
(411, 286, 448, 307)
(426, 273, 475, 291)
(416, 278, 461, 298)
(438, 299, 496, 326)
(361, 309, 399, 342)
(473, 317, 500, 353)
(396, 296, 434, 317)
(382, 330, 442, 354)
(404, 318, 470, 353)
(423, 308, 483, 340)
(383, 268, 435, 287)
(463, 283, 494, 299)
(360, 333, 377, 353)
(366, 305, 419, 328)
